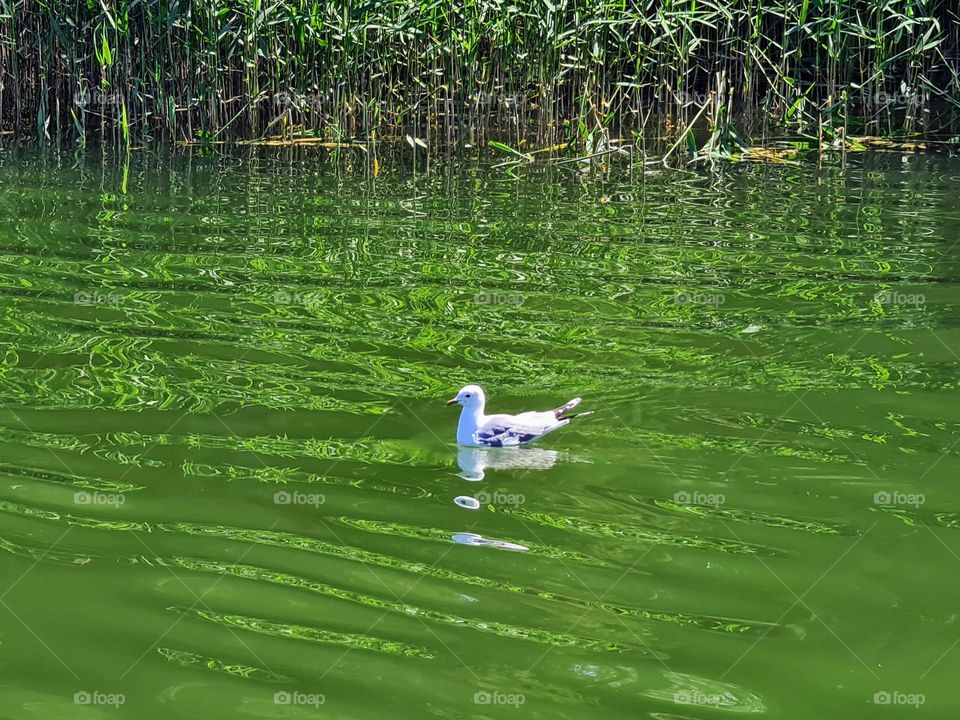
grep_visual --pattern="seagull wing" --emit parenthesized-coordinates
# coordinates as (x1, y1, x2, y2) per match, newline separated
(473, 413, 569, 447)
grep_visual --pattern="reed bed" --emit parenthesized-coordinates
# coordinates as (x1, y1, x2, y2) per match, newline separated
(1, 0, 958, 155)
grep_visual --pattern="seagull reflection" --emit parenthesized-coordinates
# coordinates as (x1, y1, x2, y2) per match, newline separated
(451, 533, 529, 551)
(456, 446, 561, 481)
(452, 447, 576, 551)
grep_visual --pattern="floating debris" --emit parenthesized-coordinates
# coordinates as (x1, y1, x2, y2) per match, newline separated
(454, 495, 481, 510)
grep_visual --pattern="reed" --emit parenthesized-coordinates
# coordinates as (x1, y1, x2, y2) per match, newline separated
(0, 0, 957, 154)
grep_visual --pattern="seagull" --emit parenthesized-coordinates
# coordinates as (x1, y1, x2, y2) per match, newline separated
(446, 384, 590, 447)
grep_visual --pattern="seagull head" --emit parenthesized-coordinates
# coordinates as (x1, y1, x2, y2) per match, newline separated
(446, 384, 485, 409)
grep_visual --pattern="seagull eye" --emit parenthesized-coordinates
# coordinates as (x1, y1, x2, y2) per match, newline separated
(465, 394, 471, 398)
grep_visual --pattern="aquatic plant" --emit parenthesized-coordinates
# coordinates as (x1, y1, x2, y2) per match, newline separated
(0, 0, 957, 153)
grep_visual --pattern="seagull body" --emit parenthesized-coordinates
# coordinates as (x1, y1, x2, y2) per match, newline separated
(446, 385, 590, 447)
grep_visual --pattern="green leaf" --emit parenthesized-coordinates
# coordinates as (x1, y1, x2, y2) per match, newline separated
(101, 33, 113, 66)
(120, 99, 129, 146)
(488, 140, 533, 161)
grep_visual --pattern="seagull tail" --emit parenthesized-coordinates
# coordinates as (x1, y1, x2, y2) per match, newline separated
(554, 398, 591, 421)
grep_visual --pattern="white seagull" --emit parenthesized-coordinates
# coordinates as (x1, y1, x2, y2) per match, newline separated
(446, 384, 590, 447)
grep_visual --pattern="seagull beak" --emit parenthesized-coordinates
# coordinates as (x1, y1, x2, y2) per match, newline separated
(446, 398, 458, 406)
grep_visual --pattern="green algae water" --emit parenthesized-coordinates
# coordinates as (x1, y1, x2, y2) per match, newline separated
(0, 149, 959, 718)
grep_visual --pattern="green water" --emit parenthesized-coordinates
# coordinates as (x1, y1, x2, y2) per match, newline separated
(1, 149, 959, 718)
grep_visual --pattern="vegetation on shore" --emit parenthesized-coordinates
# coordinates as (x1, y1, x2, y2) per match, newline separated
(1, 0, 958, 158)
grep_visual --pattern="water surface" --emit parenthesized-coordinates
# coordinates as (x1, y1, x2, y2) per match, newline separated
(1, 149, 959, 718)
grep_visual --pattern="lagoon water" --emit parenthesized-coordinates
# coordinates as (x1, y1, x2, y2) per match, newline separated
(0, 149, 959, 718)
